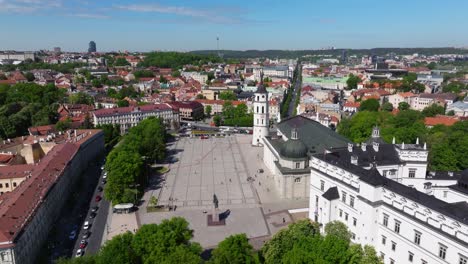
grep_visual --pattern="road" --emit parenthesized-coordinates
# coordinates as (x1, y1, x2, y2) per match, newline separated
(286, 64, 302, 118)
(44, 160, 105, 263)
(72, 168, 110, 256)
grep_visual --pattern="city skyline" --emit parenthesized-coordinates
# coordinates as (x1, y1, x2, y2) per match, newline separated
(0, 0, 468, 52)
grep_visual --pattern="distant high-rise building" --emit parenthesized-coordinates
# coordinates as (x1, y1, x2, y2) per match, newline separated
(341, 50, 348, 64)
(88, 41, 96, 53)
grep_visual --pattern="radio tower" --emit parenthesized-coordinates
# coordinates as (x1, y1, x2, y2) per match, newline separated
(216, 36, 223, 58)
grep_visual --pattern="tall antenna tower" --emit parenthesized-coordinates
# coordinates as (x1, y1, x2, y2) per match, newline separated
(216, 36, 223, 58)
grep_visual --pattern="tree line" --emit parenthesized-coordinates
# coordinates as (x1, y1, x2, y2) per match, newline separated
(57, 217, 381, 264)
(0, 83, 65, 139)
(138, 52, 222, 69)
(104, 117, 167, 204)
(213, 101, 253, 127)
(338, 105, 468, 171)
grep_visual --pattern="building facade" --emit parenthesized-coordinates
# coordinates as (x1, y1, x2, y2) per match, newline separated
(93, 104, 179, 133)
(0, 130, 104, 264)
(308, 127, 468, 264)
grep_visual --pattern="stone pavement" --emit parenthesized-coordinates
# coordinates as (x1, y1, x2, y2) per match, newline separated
(104, 135, 310, 248)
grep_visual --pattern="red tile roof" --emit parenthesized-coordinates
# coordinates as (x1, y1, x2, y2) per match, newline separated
(424, 116, 459, 127)
(344, 101, 361, 108)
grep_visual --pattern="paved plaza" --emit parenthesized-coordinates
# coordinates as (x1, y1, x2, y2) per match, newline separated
(105, 135, 309, 248)
(158, 135, 258, 209)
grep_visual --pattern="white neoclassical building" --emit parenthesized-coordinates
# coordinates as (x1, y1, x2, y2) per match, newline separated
(308, 127, 468, 264)
(262, 115, 350, 199)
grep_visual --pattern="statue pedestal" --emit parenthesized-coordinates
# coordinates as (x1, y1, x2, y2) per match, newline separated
(207, 207, 225, 226)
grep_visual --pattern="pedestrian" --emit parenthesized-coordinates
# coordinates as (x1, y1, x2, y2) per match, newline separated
(229, 178, 232, 182)
(282, 217, 286, 223)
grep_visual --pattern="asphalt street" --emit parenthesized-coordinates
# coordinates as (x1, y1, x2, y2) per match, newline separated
(286, 64, 302, 118)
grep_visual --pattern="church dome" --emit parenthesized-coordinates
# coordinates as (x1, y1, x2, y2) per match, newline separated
(280, 138, 308, 159)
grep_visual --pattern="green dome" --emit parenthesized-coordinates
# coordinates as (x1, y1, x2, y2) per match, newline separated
(280, 139, 308, 159)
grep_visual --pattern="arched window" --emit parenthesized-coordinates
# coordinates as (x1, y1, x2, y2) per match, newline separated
(257, 106, 259, 113)
(262, 106, 264, 113)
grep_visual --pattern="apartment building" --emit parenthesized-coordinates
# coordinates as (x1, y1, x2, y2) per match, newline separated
(93, 103, 179, 133)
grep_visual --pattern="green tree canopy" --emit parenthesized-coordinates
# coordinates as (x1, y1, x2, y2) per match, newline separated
(219, 91, 237, 101)
(398, 101, 410, 111)
(69, 92, 94, 105)
(381, 102, 393, 112)
(346, 74, 361, 90)
(359, 99, 380, 112)
(442, 81, 467, 93)
(421, 104, 445, 117)
(324, 221, 352, 243)
(210, 234, 258, 264)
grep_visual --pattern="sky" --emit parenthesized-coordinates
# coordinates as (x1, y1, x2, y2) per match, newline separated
(0, 0, 467, 52)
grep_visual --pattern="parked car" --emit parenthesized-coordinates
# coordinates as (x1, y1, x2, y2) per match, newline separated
(82, 231, 90, 239)
(68, 230, 77, 240)
(83, 221, 91, 230)
(200, 135, 209, 139)
(75, 249, 84, 257)
(97, 186, 103, 192)
(101, 179, 107, 185)
(103, 172, 107, 179)
(89, 212, 97, 219)
(79, 240, 87, 249)
(95, 195, 102, 202)
(91, 206, 99, 213)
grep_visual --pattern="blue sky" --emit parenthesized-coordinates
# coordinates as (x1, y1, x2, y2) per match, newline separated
(0, 0, 467, 52)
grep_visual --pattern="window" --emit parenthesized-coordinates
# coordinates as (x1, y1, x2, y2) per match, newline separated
(320, 180, 325, 191)
(262, 106, 264, 114)
(350, 196, 355, 208)
(345, 213, 348, 221)
(394, 220, 401, 234)
(409, 252, 414, 262)
(351, 233, 356, 240)
(0, 184, 2, 188)
(383, 214, 389, 227)
(262, 119, 264, 125)
(409, 169, 416, 178)
(421, 259, 427, 264)
(295, 162, 300, 169)
(342, 191, 347, 203)
(439, 244, 447, 259)
(5, 183, 8, 188)
(315, 195, 319, 206)
(294, 178, 301, 183)
(383, 170, 388, 177)
(390, 258, 395, 264)
(443, 191, 448, 198)
(339, 209, 343, 217)
(13, 182, 16, 187)
(256, 106, 259, 113)
(460, 255, 468, 264)
(353, 218, 357, 226)
(414, 231, 421, 245)
(391, 241, 396, 251)
(381, 236, 386, 245)
(380, 252, 385, 260)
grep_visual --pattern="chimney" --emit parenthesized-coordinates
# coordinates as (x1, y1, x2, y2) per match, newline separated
(361, 142, 367, 151)
(373, 142, 379, 152)
(392, 137, 396, 144)
(351, 155, 358, 165)
(347, 143, 353, 152)
(401, 142, 405, 149)
(416, 137, 419, 145)
(423, 142, 427, 150)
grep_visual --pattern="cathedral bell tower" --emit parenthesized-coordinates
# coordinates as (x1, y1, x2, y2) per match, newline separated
(252, 71, 270, 146)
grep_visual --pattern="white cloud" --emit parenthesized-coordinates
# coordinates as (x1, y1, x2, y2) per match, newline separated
(114, 4, 242, 24)
(0, 0, 62, 13)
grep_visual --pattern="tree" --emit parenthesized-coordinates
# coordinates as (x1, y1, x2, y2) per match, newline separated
(97, 232, 138, 264)
(447, 110, 455, 116)
(117, 100, 129, 107)
(359, 98, 380, 112)
(427, 62, 437, 70)
(324, 221, 352, 243)
(398, 101, 410, 111)
(381, 102, 393, 112)
(114, 57, 131, 66)
(91, 79, 102, 88)
(196, 94, 206, 99)
(172, 70, 181, 77)
(55, 118, 72, 132)
(442, 81, 466, 93)
(210, 234, 258, 264)
(205, 105, 212, 117)
(346, 74, 361, 90)
(219, 91, 237, 101)
(69, 92, 94, 105)
(159, 75, 168, 84)
(24, 72, 35, 82)
(133, 70, 155, 79)
(213, 115, 222, 126)
(421, 104, 445, 117)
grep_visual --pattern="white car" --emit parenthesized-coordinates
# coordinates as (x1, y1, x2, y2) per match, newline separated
(83, 221, 91, 230)
(75, 249, 84, 257)
(103, 172, 107, 179)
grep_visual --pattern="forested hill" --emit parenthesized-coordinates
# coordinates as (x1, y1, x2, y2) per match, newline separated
(191, 47, 468, 59)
